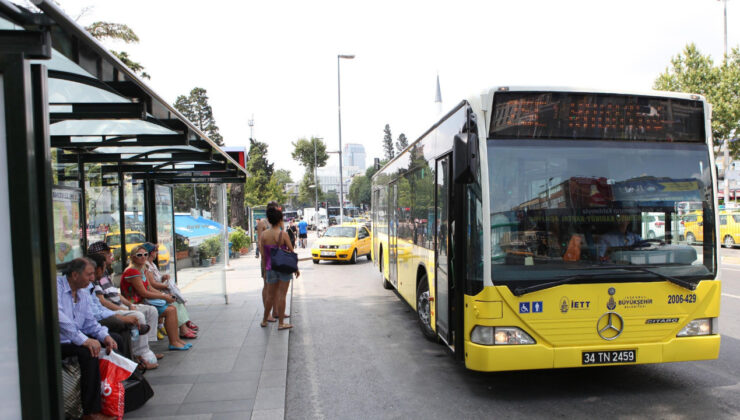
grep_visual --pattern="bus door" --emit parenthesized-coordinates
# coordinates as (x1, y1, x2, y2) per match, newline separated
(435, 155, 452, 345)
(389, 182, 399, 287)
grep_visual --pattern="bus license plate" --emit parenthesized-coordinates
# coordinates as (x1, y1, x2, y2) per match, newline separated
(320, 251, 335, 257)
(582, 350, 636, 365)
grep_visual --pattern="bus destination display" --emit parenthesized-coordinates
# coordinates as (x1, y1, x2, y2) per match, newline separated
(490, 92, 705, 142)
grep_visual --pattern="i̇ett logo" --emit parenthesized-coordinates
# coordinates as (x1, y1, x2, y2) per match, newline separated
(597, 312, 624, 341)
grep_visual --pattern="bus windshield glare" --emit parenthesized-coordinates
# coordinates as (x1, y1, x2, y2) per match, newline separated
(488, 139, 715, 287)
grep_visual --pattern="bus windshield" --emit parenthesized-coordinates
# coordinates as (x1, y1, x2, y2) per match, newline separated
(488, 139, 715, 288)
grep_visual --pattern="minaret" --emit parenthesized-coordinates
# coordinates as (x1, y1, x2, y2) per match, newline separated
(434, 73, 443, 116)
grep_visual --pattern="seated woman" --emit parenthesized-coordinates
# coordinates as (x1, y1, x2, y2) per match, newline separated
(120, 245, 191, 351)
(87, 252, 159, 370)
(142, 243, 198, 339)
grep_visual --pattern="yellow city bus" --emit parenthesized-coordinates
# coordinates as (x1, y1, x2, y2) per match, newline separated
(371, 87, 720, 371)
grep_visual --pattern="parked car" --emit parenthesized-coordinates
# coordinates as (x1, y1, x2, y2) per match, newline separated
(644, 214, 665, 239)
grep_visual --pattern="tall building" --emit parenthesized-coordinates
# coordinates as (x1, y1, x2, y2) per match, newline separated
(342, 143, 366, 170)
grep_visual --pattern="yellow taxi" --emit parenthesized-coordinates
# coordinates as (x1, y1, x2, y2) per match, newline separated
(682, 211, 703, 244)
(719, 210, 740, 247)
(312, 223, 372, 264)
(105, 230, 171, 269)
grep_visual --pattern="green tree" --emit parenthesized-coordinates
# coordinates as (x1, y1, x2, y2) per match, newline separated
(84, 21, 150, 79)
(349, 175, 371, 208)
(396, 133, 408, 154)
(325, 190, 339, 206)
(297, 171, 323, 209)
(383, 124, 395, 160)
(174, 87, 224, 146)
(272, 169, 293, 189)
(654, 43, 740, 156)
(291, 137, 329, 172)
(244, 138, 278, 207)
(292, 137, 329, 209)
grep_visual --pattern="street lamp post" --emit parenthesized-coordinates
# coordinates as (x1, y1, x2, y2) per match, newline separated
(337, 54, 355, 224)
(314, 138, 322, 214)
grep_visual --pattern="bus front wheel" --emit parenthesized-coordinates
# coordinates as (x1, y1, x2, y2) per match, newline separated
(417, 275, 436, 341)
(381, 253, 392, 289)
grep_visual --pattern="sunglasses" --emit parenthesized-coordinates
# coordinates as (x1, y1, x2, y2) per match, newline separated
(135, 252, 148, 258)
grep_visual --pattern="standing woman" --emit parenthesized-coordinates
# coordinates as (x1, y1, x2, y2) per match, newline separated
(120, 245, 191, 351)
(260, 206, 298, 330)
(142, 243, 198, 339)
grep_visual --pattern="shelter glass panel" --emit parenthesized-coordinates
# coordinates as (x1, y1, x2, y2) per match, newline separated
(51, 149, 78, 187)
(122, 175, 146, 266)
(155, 185, 175, 281)
(52, 188, 83, 270)
(85, 164, 122, 273)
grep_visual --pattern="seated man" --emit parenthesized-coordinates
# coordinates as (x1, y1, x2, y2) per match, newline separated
(597, 215, 643, 261)
(58, 258, 118, 420)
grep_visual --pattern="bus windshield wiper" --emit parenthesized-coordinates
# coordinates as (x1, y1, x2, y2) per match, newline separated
(512, 274, 601, 297)
(596, 265, 697, 291)
(512, 265, 697, 296)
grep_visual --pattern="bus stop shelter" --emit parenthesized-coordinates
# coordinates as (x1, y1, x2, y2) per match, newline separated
(0, 1, 247, 418)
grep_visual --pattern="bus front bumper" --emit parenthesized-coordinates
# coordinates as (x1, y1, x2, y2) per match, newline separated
(463, 335, 720, 372)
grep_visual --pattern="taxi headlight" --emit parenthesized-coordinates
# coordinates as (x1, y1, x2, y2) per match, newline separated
(677, 318, 717, 337)
(339, 244, 351, 249)
(470, 326, 535, 346)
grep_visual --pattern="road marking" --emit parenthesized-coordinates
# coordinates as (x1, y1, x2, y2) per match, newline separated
(722, 267, 740, 272)
(722, 293, 740, 300)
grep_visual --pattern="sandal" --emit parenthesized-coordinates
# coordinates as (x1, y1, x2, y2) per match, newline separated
(180, 330, 197, 339)
(266, 317, 277, 323)
(277, 323, 293, 330)
(260, 321, 268, 328)
(186, 321, 199, 331)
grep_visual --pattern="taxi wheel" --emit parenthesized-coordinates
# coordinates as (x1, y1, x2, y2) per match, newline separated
(313, 259, 319, 264)
(686, 232, 695, 244)
(367, 252, 372, 261)
(724, 235, 735, 248)
(350, 249, 357, 264)
(416, 275, 436, 341)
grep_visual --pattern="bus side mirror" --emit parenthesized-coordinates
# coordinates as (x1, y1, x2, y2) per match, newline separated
(454, 132, 479, 184)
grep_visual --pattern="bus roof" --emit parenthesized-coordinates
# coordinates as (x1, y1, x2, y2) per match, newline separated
(481, 86, 706, 104)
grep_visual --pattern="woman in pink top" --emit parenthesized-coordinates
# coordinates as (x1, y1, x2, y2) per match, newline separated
(259, 206, 299, 329)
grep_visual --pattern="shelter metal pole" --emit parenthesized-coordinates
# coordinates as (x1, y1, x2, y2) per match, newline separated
(221, 184, 228, 304)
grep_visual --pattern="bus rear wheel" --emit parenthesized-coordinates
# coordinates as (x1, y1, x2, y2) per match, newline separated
(417, 275, 436, 341)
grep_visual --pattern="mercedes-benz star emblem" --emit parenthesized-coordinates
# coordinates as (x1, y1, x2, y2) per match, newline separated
(597, 312, 624, 341)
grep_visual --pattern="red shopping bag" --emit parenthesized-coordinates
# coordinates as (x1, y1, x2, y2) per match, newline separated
(99, 350, 138, 419)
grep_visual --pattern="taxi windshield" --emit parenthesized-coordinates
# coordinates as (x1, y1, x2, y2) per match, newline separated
(324, 227, 356, 238)
(488, 140, 716, 288)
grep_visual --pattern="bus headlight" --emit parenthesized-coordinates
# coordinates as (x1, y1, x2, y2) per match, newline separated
(677, 318, 718, 337)
(471, 326, 535, 345)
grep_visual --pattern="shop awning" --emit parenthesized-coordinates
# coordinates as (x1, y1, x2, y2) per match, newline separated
(175, 214, 233, 246)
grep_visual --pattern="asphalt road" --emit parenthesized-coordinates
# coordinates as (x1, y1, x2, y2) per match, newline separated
(286, 250, 740, 420)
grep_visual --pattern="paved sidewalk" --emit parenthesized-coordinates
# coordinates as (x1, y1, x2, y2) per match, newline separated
(126, 233, 315, 419)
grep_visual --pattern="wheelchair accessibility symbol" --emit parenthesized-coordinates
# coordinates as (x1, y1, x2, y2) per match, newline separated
(519, 302, 530, 313)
